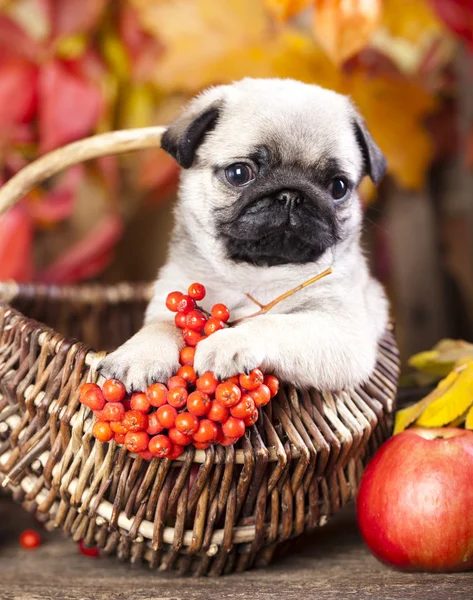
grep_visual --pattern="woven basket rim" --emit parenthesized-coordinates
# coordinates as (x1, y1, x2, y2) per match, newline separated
(0, 280, 154, 305)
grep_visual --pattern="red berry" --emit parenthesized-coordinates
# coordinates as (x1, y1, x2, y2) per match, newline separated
(166, 291, 183, 312)
(230, 394, 256, 419)
(183, 329, 204, 347)
(167, 386, 188, 409)
(169, 427, 193, 446)
(123, 410, 149, 432)
(156, 405, 178, 429)
(92, 421, 114, 442)
(215, 425, 224, 444)
(215, 382, 241, 408)
(185, 310, 207, 332)
(193, 441, 212, 450)
(187, 391, 211, 416)
(175, 312, 187, 329)
(188, 282, 206, 300)
(80, 382, 100, 396)
(168, 375, 187, 390)
(138, 450, 154, 461)
(250, 384, 271, 407)
(168, 443, 184, 459)
(125, 431, 150, 453)
(239, 368, 264, 391)
(81, 386, 106, 411)
(102, 378, 126, 402)
(196, 371, 219, 395)
(222, 416, 245, 440)
(130, 392, 151, 412)
(244, 409, 259, 427)
(208, 400, 229, 423)
(78, 539, 99, 557)
(149, 434, 172, 458)
(211, 303, 230, 323)
(193, 419, 219, 443)
(146, 383, 168, 407)
(102, 402, 125, 422)
(179, 346, 195, 365)
(114, 432, 126, 444)
(220, 435, 239, 447)
(176, 295, 195, 314)
(110, 420, 127, 435)
(177, 365, 197, 385)
(146, 412, 164, 435)
(204, 317, 224, 336)
(175, 412, 200, 435)
(20, 529, 41, 549)
(93, 409, 108, 421)
(264, 374, 279, 398)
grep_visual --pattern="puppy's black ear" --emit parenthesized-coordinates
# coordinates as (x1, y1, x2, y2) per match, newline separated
(161, 102, 221, 169)
(353, 117, 387, 184)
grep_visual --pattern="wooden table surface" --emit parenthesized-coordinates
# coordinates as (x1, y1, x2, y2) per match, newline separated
(1, 497, 472, 600)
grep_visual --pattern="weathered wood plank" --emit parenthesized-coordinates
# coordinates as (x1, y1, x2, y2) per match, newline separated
(1, 497, 473, 600)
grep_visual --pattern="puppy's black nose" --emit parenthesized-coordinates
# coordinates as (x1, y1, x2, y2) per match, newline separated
(276, 189, 304, 207)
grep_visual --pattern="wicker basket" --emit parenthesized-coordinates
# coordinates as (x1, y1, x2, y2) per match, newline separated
(0, 128, 400, 576)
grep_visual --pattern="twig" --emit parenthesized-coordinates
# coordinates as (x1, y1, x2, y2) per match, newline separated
(245, 293, 264, 308)
(231, 266, 333, 325)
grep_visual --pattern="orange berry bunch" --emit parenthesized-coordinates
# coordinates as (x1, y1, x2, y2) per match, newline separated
(80, 282, 279, 459)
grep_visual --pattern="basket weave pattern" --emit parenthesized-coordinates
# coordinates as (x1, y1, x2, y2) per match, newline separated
(0, 283, 399, 575)
(0, 128, 399, 575)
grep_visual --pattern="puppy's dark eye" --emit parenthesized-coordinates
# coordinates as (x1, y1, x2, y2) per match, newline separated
(225, 163, 256, 186)
(330, 178, 348, 201)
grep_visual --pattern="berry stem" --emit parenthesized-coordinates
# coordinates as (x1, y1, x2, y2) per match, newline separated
(232, 266, 333, 325)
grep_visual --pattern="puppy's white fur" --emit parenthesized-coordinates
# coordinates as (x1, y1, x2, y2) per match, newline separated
(99, 78, 389, 392)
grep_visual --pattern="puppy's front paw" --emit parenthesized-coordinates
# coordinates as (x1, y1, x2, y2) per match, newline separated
(194, 328, 266, 379)
(98, 325, 180, 392)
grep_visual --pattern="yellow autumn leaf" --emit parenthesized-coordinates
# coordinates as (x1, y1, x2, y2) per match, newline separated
(348, 73, 435, 189)
(119, 84, 156, 130)
(371, 0, 453, 75)
(465, 404, 473, 430)
(409, 339, 473, 377)
(381, 0, 444, 42)
(265, 0, 311, 21)
(130, 0, 272, 92)
(416, 363, 473, 428)
(394, 369, 460, 434)
(312, 0, 381, 64)
(55, 34, 88, 59)
(101, 32, 131, 81)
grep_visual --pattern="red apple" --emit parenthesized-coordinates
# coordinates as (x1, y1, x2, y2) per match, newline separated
(357, 427, 473, 572)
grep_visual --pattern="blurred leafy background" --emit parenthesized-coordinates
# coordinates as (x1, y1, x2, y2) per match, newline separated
(0, 0, 472, 365)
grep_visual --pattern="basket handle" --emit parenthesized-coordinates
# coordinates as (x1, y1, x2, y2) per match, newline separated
(0, 126, 166, 218)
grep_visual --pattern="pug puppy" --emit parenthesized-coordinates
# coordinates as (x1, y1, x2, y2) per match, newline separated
(99, 78, 389, 392)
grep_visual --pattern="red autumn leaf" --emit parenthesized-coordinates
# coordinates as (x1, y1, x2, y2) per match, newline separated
(119, 5, 163, 80)
(38, 59, 103, 153)
(138, 149, 180, 204)
(0, 59, 38, 128)
(429, 0, 473, 47)
(25, 166, 84, 226)
(0, 206, 34, 282)
(0, 16, 42, 62)
(49, 0, 108, 37)
(37, 213, 123, 283)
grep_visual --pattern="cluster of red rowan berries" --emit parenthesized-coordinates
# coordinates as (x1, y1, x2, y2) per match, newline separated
(80, 283, 279, 459)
